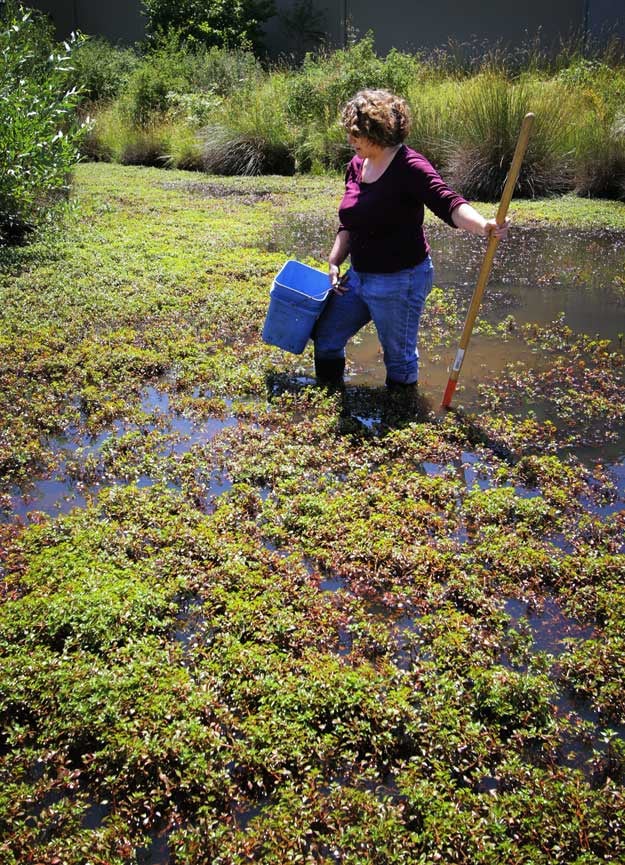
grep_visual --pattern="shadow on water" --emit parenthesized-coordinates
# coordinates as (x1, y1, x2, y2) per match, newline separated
(136, 832, 171, 865)
(504, 595, 595, 658)
(266, 373, 437, 438)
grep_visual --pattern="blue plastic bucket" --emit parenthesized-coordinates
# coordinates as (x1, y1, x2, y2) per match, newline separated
(262, 260, 331, 355)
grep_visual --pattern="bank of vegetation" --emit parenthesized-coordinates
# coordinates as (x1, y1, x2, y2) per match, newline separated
(2, 1, 625, 243)
(78, 33, 625, 204)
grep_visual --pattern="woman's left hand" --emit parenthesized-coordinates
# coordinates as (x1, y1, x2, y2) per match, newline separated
(451, 203, 510, 241)
(484, 218, 510, 240)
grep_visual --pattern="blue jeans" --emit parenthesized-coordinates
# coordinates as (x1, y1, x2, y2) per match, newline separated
(313, 257, 434, 385)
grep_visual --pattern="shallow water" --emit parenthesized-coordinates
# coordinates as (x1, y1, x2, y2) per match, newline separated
(4, 386, 238, 523)
(4, 220, 625, 816)
(268, 215, 625, 405)
(7, 225, 622, 526)
(350, 226, 625, 404)
(274, 220, 625, 470)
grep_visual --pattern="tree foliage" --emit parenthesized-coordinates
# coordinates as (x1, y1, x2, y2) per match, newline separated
(141, 0, 277, 54)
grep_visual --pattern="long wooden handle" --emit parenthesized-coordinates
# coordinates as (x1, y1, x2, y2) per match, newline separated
(441, 112, 535, 409)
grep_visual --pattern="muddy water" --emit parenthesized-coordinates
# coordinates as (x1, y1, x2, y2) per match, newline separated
(268, 215, 624, 391)
(269, 215, 625, 459)
(8, 224, 622, 526)
(346, 225, 625, 397)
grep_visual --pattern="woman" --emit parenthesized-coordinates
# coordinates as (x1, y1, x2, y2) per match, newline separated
(313, 88, 509, 389)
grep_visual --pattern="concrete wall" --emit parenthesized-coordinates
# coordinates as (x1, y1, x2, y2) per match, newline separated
(26, 0, 145, 44)
(341, 0, 587, 55)
(265, 0, 625, 55)
(22, 0, 625, 52)
(588, 0, 625, 39)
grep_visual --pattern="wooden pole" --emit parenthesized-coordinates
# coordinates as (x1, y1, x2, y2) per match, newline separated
(441, 112, 535, 409)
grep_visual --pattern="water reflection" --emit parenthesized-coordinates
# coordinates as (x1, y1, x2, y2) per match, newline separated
(3, 386, 238, 523)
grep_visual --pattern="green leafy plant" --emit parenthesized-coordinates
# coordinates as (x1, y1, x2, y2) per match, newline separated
(0, 5, 88, 241)
(141, 0, 277, 54)
(69, 37, 139, 106)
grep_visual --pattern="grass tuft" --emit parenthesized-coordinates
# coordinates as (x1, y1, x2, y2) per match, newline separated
(446, 73, 576, 200)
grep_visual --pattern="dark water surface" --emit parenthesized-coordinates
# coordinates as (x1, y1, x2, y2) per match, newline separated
(6, 226, 623, 523)
(269, 214, 625, 427)
(5, 387, 238, 523)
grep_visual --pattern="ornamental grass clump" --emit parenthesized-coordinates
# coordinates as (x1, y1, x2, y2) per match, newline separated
(201, 75, 296, 175)
(404, 78, 464, 170)
(567, 62, 625, 200)
(446, 72, 576, 200)
(69, 37, 139, 106)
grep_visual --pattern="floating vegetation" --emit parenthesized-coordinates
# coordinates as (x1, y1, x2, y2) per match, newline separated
(1, 164, 624, 862)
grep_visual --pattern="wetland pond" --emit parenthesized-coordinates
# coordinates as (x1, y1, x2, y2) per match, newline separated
(3, 208, 625, 864)
(270, 214, 624, 416)
(8, 224, 625, 518)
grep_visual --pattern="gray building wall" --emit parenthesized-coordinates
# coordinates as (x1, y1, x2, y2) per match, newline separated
(26, 0, 146, 44)
(22, 0, 625, 52)
(262, 0, 343, 57)
(588, 0, 625, 38)
(343, 0, 587, 55)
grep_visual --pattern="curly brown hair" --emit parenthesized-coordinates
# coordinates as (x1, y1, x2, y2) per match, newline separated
(341, 89, 411, 147)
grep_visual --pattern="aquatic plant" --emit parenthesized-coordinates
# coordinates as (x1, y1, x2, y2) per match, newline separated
(1, 163, 625, 862)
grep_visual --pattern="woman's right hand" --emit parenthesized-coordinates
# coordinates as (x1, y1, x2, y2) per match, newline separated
(329, 264, 349, 294)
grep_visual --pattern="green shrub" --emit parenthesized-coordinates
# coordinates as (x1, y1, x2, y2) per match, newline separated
(135, 33, 262, 96)
(175, 42, 261, 95)
(119, 62, 181, 127)
(115, 38, 229, 128)
(141, 0, 276, 54)
(283, 34, 423, 170)
(0, 6, 87, 241)
(69, 37, 139, 105)
(285, 34, 419, 126)
(166, 89, 222, 127)
(0, 0, 56, 78)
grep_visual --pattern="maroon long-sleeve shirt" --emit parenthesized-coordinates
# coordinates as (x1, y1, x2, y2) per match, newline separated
(337, 144, 467, 273)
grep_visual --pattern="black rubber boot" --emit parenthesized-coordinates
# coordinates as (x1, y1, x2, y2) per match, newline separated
(385, 377, 417, 393)
(314, 355, 345, 390)
(383, 378, 419, 425)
